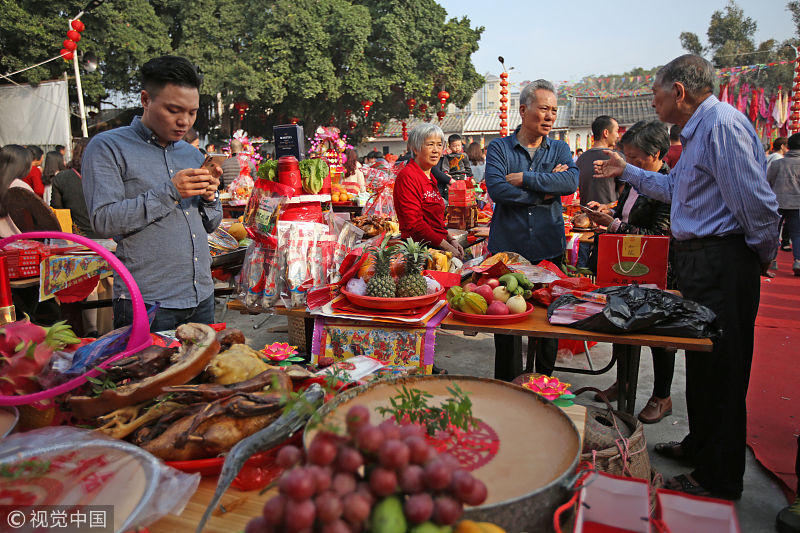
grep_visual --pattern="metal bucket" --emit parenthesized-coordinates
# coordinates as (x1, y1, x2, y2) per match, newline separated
(308, 374, 581, 532)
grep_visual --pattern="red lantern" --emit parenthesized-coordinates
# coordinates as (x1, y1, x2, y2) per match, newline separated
(67, 30, 81, 42)
(290, 117, 299, 124)
(419, 103, 428, 113)
(499, 112, 507, 120)
(402, 121, 408, 141)
(59, 49, 74, 61)
(63, 39, 77, 51)
(437, 110, 446, 121)
(372, 121, 381, 135)
(500, 96, 508, 104)
(361, 100, 373, 117)
(234, 101, 249, 120)
(792, 111, 800, 121)
(500, 88, 508, 96)
(71, 20, 85, 32)
(500, 72, 508, 79)
(344, 108, 352, 116)
(437, 90, 450, 107)
(349, 121, 357, 130)
(406, 98, 417, 113)
(500, 129, 508, 136)
(500, 120, 508, 127)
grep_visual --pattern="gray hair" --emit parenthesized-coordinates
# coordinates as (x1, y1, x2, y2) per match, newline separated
(519, 79, 556, 107)
(407, 123, 445, 155)
(620, 120, 670, 160)
(656, 54, 715, 96)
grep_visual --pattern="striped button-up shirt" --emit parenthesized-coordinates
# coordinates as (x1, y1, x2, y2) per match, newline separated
(83, 116, 222, 308)
(621, 95, 779, 263)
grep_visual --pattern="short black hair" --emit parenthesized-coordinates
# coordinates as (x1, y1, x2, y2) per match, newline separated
(788, 134, 800, 151)
(367, 151, 382, 160)
(55, 144, 65, 152)
(448, 134, 462, 145)
(141, 56, 201, 96)
(773, 137, 789, 152)
(620, 120, 670, 160)
(669, 124, 682, 141)
(576, 148, 583, 154)
(591, 116, 616, 139)
(26, 145, 43, 160)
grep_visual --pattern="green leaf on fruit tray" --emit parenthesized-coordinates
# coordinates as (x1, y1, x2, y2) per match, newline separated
(376, 383, 479, 436)
(286, 357, 304, 362)
(552, 398, 575, 408)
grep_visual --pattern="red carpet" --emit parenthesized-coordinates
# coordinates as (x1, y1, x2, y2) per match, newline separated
(748, 250, 800, 496)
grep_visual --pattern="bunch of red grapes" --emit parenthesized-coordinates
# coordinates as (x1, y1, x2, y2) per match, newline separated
(245, 404, 488, 532)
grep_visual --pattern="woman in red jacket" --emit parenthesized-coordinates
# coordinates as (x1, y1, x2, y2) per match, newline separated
(393, 123, 464, 259)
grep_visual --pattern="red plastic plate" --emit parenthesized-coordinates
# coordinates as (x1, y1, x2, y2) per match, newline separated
(448, 302, 535, 324)
(341, 287, 445, 311)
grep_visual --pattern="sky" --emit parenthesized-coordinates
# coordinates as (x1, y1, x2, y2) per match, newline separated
(437, 0, 796, 87)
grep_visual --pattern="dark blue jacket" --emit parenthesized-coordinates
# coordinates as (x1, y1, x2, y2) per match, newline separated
(485, 129, 578, 262)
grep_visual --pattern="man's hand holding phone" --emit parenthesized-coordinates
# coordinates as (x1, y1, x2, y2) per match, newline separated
(173, 168, 213, 199)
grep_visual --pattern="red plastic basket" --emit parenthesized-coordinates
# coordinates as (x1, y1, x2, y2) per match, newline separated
(341, 287, 444, 311)
(448, 302, 535, 324)
(0, 231, 152, 406)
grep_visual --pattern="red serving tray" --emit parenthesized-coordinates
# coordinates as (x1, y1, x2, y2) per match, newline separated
(341, 287, 445, 311)
(166, 432, 302, 490)
(448, 302, 535, 324)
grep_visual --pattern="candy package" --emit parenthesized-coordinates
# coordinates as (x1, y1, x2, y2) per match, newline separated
(243, 179, 295, 239)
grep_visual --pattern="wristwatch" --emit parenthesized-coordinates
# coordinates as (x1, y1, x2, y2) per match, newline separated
(205, 190, 220, 203)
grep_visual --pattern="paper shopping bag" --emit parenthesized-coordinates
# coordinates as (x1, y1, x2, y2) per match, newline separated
(574, 471, 651, 533)
(596, 234, 670, 289)
(653, 489, 741, 533)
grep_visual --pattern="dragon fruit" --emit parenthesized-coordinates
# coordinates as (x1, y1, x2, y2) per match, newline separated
(0, 319, 81, 397)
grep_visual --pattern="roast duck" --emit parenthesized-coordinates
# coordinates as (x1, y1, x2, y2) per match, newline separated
(68, 324, 312, 461)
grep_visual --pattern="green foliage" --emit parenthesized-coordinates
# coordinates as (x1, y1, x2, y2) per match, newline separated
(376, 383, 479, 436)
(678, 1, 794, 93)
(0, 0, 484, 141)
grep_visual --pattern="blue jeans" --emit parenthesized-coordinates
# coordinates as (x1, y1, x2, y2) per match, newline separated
(779, 209, 800, 260)
(113, 293, 216, 331)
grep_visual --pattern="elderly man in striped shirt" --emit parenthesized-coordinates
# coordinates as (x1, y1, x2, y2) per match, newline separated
(595, 54, 779, 500)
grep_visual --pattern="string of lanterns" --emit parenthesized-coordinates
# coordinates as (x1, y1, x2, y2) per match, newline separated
(59, 20, 85, 61)
(499, 71, 509, 136)
(437, 90, 449, 122)
(791, 46, 800, 134)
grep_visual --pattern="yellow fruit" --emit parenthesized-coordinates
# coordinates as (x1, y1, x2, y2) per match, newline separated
(477, 522, 506, 533)
(228, 222, 247, 241)
(455, 521, 506, 533)
(332, 193, 341, 202)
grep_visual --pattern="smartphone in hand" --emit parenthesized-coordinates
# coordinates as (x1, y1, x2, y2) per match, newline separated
(201, 153, 227, 171)
(580, 204, 599, 215)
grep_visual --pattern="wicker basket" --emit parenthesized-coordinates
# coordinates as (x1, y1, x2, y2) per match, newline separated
(288, 315, 308, 352)
(573, 387, 651, 481)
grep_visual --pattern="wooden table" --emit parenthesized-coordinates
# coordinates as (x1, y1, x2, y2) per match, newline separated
(440, 306, 713, 415)
(149, 404, 587, 532)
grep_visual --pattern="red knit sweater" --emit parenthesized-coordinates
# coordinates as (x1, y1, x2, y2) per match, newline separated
(393, 160, 447, 247)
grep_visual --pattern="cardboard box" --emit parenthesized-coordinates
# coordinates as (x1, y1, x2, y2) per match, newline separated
(449, 188, 475, 206)
(596, 234, 670, 289)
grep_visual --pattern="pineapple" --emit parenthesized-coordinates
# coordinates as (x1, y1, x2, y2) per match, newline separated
(366, 237, 397, 298)
(396, 239, 430, 297)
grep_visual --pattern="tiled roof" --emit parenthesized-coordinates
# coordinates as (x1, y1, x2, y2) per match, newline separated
(568, 94, 656, 127)
(380, 115, 466, 136)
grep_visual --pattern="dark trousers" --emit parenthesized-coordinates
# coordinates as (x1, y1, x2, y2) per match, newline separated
(673, 235, 760, 498)
(493, 255, 561, 381)
(494, 335, 557, 381)
(113, 293, 216, 332)
(651, 347, 675, 399)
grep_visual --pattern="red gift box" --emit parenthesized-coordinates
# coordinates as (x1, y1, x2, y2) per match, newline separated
(1, 240, 42, 279)
(449, 188, 475, 206)
(596, 234, 670, 289)
(653, 489, 741, 533)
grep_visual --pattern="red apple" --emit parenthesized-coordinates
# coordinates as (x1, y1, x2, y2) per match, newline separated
(463, 283, 478, 293)
(487, 301, 509, 315)
(473, 284, 494, 305)
(485, 278, 500, 289)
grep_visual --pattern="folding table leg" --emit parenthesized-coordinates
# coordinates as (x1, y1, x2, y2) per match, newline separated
(614, 344, 641, 415)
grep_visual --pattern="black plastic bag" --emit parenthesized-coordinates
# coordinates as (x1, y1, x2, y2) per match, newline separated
(547, 285, 719, 339)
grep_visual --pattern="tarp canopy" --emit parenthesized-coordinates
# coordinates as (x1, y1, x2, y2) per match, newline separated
(0, 79, 71, 149)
